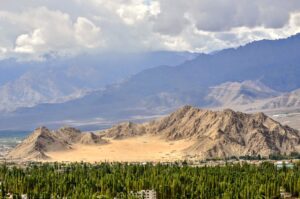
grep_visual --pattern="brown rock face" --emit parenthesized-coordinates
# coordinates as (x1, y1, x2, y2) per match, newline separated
(7, 106, 300, 161)
(76, 132, 108, 145)
(7, 127, 70, 160)
(103, 122, 146, 139)
(7, 126, 106, 160)
(101, 105, 300, 159)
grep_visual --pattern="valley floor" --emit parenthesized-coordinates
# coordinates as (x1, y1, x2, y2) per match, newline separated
(46, 135, 195, 163)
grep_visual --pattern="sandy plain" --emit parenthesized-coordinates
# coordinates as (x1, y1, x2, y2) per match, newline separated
(46, 135, 194, 162)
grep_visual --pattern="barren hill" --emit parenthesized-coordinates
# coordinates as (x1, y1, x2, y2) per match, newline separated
(7, 127, 107, 160)
(102, 106, 300, 159)
(7, 106, 300, 161)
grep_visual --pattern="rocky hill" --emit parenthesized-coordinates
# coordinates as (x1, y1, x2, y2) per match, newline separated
(7, 106, 300, 161)
(102, 106, 300, 159)
(7, 127, 107, 160)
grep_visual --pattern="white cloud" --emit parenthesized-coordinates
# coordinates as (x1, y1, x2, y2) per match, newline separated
(152, 0, 300, 34)
(15, 29, 45, 53)
(117, 3, 148, 25)
(75, 17, 102, 48)
(0, 48, 7, 53)
(0, 47, 7, 59)
(0, 0, 300, 60)
(114, 0, 160, 25)
(0, 7, 103, 60)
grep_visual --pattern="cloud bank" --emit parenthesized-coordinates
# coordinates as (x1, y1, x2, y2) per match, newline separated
(0, 0, 300, 60)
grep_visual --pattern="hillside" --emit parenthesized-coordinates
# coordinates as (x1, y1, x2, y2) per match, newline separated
(7, 127, 107, 160)
(0, 51, 196, 113)
(205, 80, 280, 108)
(216, 88, 300, 112)
(259, 89, 300, 110)
(103, 106, 300, 159)
(7, 106, 300, 161)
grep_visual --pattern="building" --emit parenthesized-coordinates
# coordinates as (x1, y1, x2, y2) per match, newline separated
(132, 190, 157, 199)
(275, 161, 294, 169)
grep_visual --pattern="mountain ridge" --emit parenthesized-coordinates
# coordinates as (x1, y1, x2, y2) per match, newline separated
(0, 51, 197, 112)
(100, 105, 300, 159)
(1, 34, 300, 130)
(8, 106, 300, 161)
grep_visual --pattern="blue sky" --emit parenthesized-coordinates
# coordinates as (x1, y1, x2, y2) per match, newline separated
(0, 0, 300, 61)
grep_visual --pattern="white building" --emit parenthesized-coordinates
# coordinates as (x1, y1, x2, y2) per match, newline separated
(132, 189, 157, 199)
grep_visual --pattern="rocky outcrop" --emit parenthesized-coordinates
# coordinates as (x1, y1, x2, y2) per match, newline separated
(8, 106, 300, 161)
(7, 126, 107, 160)
(103, 122, 146, 139)
(76, 132, 108, 145)
(101, 106, 300, 159)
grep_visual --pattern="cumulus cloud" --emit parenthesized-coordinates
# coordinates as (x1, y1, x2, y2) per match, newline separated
(15, 29, 45, 53)
(74, 17, 102, 48)
(0, 6, 104, 60)
(152, 0, 300, 34)
(0, 0, 300, 60)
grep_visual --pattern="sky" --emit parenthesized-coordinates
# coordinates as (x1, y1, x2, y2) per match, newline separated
(0, 0, 300, 61)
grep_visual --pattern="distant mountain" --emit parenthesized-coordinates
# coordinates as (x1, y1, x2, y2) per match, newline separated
(0, 59, 35, 85)
(210, 85, 300, 112)
(8, 106, 300, 161)
(0, 69, 90, 112)
(0, 51, 197, 112)
(258, 89, 300, 110)
(1, 34, 300, 130)
(205, 80, 280, 108)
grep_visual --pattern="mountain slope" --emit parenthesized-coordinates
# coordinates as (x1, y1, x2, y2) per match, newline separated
(7, 127, 107, 160)
(102, 106, 300, 159)
(0, 70, 90, 112)
(1, 34, 300, 130)
(259, 89, 300, 110)
(8, 106, 300, 161)
(0, 51, 197, 112)
(205, 80, 280, 108)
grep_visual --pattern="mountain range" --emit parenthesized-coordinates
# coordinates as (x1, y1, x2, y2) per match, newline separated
(0, 51, 197, 112)
(7, 106, 300, 161)
(1, 34, 300, 130)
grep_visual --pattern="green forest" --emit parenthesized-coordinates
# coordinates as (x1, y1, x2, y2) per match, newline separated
(1, 162, 300, 198)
